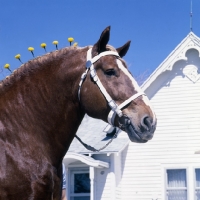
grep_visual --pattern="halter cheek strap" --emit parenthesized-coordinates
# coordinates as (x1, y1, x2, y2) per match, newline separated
(78, 48, 146, 126)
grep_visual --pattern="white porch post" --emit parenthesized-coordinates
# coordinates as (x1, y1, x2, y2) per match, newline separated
(188, 166, 195, 200)
(110, 154, 116, 200)
(90, 166, 95, 200)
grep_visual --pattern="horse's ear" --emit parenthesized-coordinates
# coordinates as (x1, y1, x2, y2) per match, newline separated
(116, 41, 131, 58)
(92, 26, 110, 55)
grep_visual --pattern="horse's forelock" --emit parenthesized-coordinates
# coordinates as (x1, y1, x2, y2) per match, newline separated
(106, 45, 117, 52)
(105, 45, 129, 69)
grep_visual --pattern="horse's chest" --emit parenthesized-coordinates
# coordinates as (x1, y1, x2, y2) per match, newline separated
(0, 152, 61, 200)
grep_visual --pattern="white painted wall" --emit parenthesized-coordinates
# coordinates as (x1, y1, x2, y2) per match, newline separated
(120, 49, 200, 200)
(65, 42, 200, 200)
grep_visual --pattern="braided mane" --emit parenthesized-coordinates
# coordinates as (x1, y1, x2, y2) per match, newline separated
(0, 46, 85, 91)
(0, 44, 122, 93)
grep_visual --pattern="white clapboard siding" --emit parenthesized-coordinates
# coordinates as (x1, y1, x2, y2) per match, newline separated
(120, 51, 200, 200)
(65, 33, 200, 200)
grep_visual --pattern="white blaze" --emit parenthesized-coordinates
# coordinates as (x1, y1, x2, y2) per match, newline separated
(116, 59, 156, 124)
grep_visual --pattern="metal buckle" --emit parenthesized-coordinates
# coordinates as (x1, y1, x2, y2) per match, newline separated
(86, 60, 92, 69)
(108, 100, 117, 110)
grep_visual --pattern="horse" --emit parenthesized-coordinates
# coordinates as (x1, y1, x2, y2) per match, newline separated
(0, 26, 156, 200)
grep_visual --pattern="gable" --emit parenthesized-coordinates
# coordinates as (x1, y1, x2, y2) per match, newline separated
(145, 48, 200, 98)
(142, 32, 200, 96)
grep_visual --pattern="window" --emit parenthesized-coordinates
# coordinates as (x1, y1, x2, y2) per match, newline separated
(195, 169, 200, 200)
(166, 169, 187, 200)
(69, 168, 90, 200)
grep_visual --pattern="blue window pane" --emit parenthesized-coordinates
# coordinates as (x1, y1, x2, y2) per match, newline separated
(167, 169, 187, 187)
(196, 189, 200, 200)
(196, 169, 200, 187)
(167, 190, 187, 200)
(74, 173, 90, 193)
(70, 197, 90, 200)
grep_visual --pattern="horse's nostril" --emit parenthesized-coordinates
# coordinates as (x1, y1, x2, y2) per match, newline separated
(142, 116, 152, 131)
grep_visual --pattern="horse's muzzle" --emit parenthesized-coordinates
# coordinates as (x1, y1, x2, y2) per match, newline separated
(118, 115, 156, 143)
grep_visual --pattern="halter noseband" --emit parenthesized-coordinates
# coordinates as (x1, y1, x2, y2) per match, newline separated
(78, 48, 145, 126)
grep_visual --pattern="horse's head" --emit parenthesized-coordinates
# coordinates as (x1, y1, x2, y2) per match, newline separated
(79, 26, 156, 143)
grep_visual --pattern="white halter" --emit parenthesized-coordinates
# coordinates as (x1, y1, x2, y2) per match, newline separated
(78, 48, 145, 126)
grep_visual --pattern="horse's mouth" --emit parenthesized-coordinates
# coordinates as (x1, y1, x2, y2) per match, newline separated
(124, 123, 149, 143)
(118, 115, 155, 143)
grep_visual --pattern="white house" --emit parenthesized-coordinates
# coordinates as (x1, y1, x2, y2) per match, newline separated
(64, 31, 200, 200)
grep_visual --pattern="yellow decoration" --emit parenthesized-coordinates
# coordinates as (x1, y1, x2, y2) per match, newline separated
(68, 37, 74, 42)
(40, 43, 47, 52)
(4, 64, 12, 73)
(53, 41, 58, 45)
(4, 64, 10, 69)
(15, 54, 20, 59)
(73, 42, 78, 47)
(28, 47, 35, 57)
(28, 47, 34, 51)
(40, 43, 46, 47)
(15, 54, 23, 63)
(68, 37, 74, 46)
(52, 40, 58, 50)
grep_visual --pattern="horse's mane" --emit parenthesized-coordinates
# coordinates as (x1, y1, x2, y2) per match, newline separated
(0, 44, 120, 92)
(0, 46, 86, 91)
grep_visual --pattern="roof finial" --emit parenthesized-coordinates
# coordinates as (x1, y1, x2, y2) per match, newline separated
(190, 0, 193, 31)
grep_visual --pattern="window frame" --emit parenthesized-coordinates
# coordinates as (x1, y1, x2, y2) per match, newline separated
(165, 167, 188, 200)
(68, 167, 90, 200)
(194, 168, 200, 200)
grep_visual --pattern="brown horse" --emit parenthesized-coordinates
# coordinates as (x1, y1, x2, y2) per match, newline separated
(0, 26, 156, 200)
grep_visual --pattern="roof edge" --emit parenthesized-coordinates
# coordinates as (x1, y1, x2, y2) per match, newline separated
(64, 152, 109, 168)
(141, 32, 200, 91)
(73, 136, 129, 155)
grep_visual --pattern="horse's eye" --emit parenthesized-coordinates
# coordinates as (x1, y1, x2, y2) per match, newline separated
(104, 69, 116, 77)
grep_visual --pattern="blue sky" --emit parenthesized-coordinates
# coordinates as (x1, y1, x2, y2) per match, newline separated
(1, 0, 200, 81)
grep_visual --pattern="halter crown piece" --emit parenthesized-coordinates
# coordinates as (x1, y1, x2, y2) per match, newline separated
(78, 48, 145, 126)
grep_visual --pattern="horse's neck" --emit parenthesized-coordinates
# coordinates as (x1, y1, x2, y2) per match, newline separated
(0, 48, 87, 165)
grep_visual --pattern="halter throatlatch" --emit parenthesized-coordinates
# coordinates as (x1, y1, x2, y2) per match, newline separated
(78, 48, 145, 126)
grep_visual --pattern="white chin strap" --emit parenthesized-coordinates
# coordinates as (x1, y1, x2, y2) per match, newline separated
(78, 48, 145, 126)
